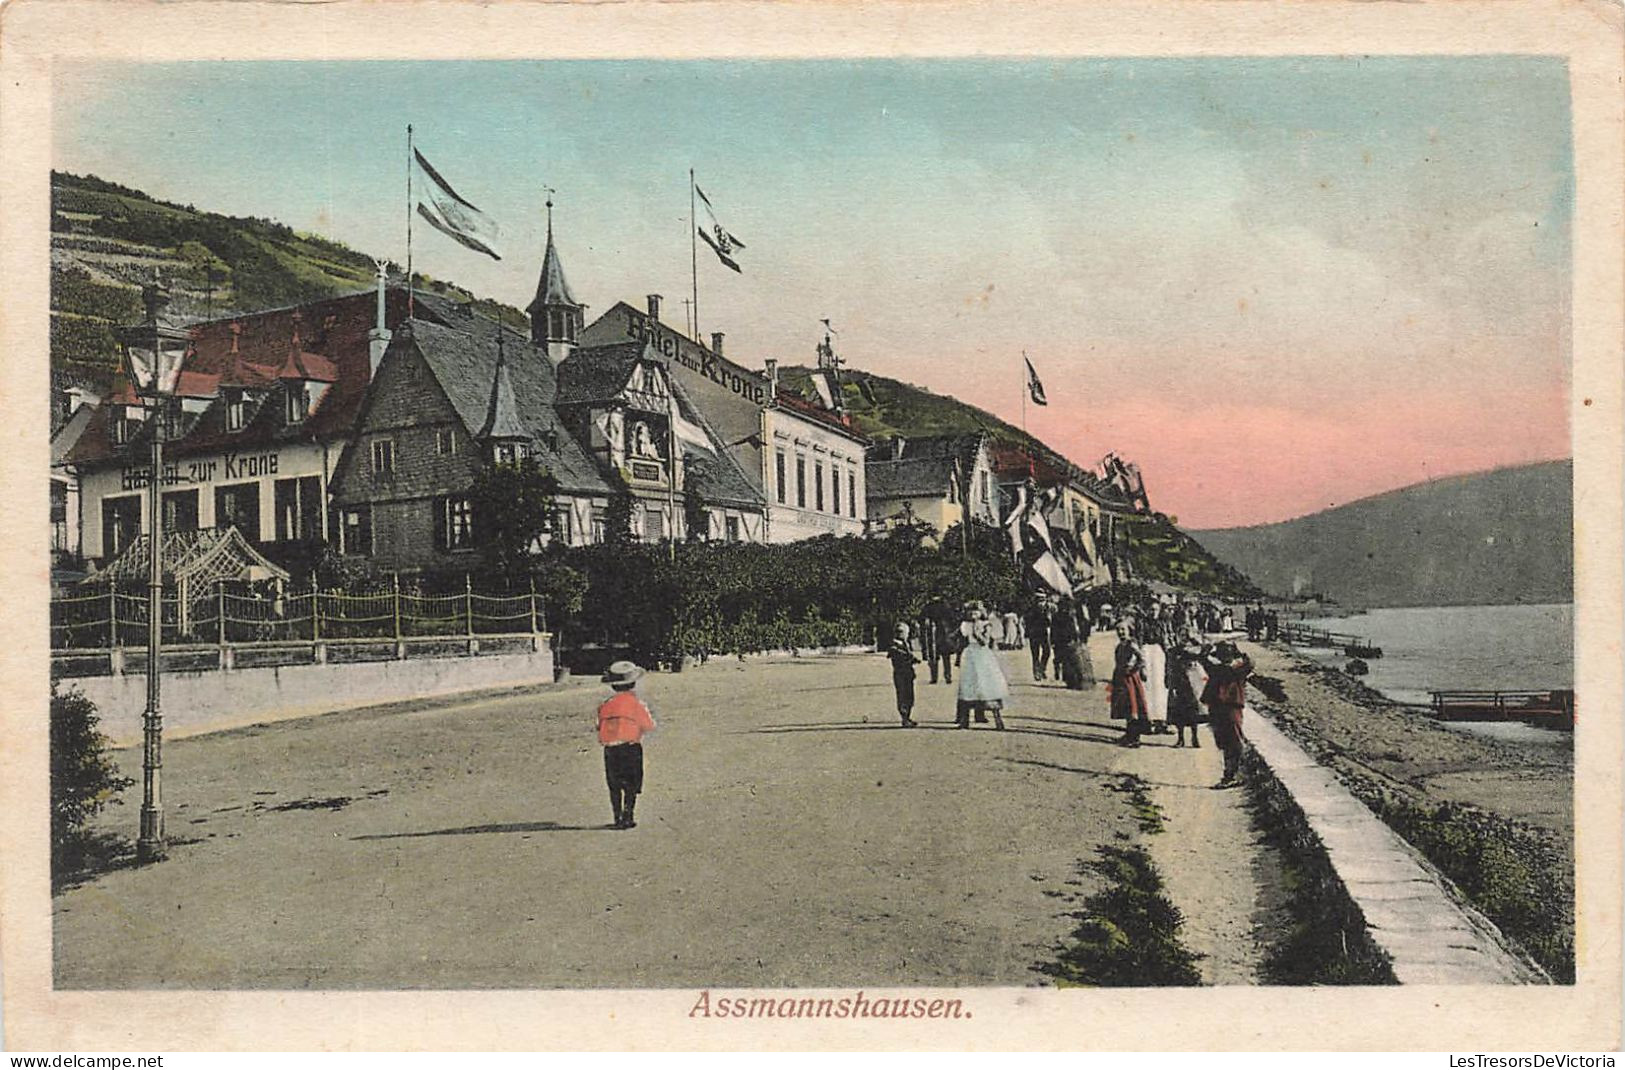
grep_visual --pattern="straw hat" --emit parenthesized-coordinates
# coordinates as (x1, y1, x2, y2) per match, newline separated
(601, 660, 645, 686)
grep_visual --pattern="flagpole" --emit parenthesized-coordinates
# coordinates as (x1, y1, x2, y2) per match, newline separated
(1022, 350, 1033, 480)
(689, 168, 700, 340)
(406, 124, 414, 321)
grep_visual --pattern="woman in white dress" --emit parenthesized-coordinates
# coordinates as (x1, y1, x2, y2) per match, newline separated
(955, 601, 1009, 730)
(1140, 604, 1170, 734)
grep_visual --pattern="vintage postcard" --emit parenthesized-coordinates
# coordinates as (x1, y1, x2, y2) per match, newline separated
(1, 0, 1621, 1053)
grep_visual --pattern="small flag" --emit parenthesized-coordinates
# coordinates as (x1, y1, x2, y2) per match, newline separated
(695, 182, 745, 273)
(1025, 355, 1048, 406)
(414, 147, 501, 261)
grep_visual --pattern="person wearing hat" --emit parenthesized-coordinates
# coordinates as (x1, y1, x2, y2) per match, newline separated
(1200, 641, 1254, 788)
(597, 660, 657, 829)
(885, 622, 921, 728)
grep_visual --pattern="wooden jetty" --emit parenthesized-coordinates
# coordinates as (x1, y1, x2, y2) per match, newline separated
(1429, 689, 1575, 731)
(1279, 622, 1384, 659)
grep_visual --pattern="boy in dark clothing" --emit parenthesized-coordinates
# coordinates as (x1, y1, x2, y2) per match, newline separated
(887, 623, 920, 727)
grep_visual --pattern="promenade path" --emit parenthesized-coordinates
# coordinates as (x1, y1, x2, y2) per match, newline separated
(54, 644, 1270, 989)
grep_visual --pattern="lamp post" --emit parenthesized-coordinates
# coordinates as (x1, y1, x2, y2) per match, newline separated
(116, 275, 189, 864)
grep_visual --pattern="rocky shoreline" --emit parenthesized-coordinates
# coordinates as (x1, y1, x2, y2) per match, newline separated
(1242, 638, 1574, 981)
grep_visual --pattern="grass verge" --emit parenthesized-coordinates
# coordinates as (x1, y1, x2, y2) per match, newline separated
(1241, 750, 1398, 985)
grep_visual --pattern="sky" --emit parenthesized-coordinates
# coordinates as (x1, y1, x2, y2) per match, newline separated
(52, 58, 1573, 529)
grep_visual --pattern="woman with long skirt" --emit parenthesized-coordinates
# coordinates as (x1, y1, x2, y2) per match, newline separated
(1167, 626, 1207, 748)
(956, 601, 1009, 729)
(1052, 595, 1095, 690)
(1110, 622, 1152, 746)
(1140, 604, 1170, 734)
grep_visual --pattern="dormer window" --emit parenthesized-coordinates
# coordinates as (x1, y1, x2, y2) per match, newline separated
(493, 441, 527, 466)
(110, 404, 145, 446)
(285, 382, 310, 424)
(225, 389, 248, 432)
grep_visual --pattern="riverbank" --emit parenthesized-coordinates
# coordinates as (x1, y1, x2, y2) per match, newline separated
(1243, 639, 1573, 980)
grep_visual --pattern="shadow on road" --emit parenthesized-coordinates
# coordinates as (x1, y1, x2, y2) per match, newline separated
(352, 821, 612, 840)
(750, 720, 1123, 746)
(999, 756, 1191, 790)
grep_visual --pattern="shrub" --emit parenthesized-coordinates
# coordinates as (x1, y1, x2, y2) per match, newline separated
(51, 683, 133, 884)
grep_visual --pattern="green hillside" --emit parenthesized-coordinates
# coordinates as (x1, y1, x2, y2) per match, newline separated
(779, 364, 1053, 458)
(49, 171, 525, 398)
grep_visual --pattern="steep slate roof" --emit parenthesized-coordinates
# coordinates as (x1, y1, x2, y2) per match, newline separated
(526, 226, 579, 315)
(865, 455, 956, 502)
(479, 338, 526, 440)
(554, 341, 648, 406)
(401, 315, 611, 496)
(774, 389, 868, 442)
(667, 374, 763, 509)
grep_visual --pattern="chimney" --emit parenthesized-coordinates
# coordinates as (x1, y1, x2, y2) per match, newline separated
(367, 262, 393, 378)
(711, 331, 725, 356)
(763, 358, 778, 398)
(646, 293, 662, 322)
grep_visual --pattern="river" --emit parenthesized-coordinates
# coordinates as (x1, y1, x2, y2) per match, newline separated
(1290, 603, 1573, 746)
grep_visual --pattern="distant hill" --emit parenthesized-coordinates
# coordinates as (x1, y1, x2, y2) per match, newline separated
(1189, 460, 1573, 608)
(49, 171, 524, 411)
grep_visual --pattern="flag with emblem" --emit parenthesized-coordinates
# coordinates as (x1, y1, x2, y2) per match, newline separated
(695, 182, 745, 273)
(1025, 355, 1048, 406)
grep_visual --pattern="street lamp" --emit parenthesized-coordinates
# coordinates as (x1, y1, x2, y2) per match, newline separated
(116, 275, 189, 864)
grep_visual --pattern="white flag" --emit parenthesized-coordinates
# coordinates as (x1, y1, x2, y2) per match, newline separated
(414, 147, 501, 261)
(695, 182, 745, 273)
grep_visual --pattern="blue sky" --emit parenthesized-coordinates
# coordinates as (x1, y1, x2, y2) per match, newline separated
(53, 57, 1574, 526)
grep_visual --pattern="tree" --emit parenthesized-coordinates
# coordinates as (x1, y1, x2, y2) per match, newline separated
(682, 457, 712, 541)
(467, 456, 560, 579)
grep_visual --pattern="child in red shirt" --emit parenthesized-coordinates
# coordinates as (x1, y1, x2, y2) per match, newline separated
(598, 660, 657, 829)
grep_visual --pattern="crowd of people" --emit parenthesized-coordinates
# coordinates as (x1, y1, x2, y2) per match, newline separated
(886, 591, 1261, 790)
(592, 591, 1271, 830)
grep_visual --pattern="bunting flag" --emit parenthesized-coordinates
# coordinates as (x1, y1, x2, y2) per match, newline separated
(1004, 482, 1072, 596)
(413, 147, 502, 261)
(695, 183, 745, 272)
(1025, 355, 1048, 406)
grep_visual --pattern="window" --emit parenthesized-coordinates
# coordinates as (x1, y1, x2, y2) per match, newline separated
(439, 496, 475, 551)
(590, 509, 607, 545)
(644, 506, 666, 541)
(101, 494, 141, 558)
(553, 506, 573, 546)
(341, 507, 373, 556)
(285, 383, 309, 424)
(848, 470, 857, 518)
(214, 483, 261, 541)
(775, 450, 787, 504)
(371, 439, 395, 476)
(435, 428, 457, 456)
(225, 390, 248, 432)
(831, 467, 841, 515)
(50, 480, 68, 551)
(814, 461, 825, 511)
(111, 410, 132, 445)
(274, 476, 322, 541)
(725, 515, 741, 543)
(795, 454, 806, 508)
(162, 489, 199, 534)
(494, 442, 517, 466)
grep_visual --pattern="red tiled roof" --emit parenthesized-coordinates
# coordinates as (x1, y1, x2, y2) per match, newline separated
(774, 390, 868, 442)
(67, 286, 414, 467)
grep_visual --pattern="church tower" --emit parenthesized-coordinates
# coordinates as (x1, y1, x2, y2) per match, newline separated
(526, 194, 584, 364)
